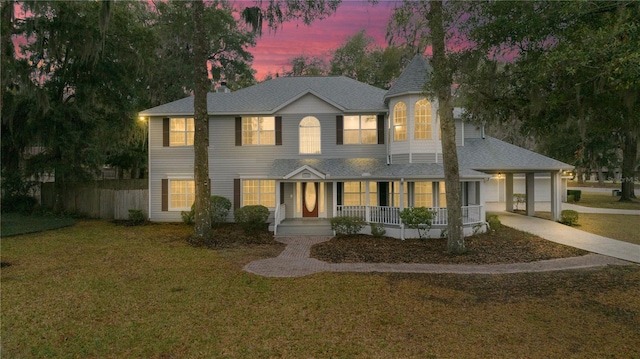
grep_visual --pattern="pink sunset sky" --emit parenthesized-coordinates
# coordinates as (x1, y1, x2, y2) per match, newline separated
(248, 0, 400, 80)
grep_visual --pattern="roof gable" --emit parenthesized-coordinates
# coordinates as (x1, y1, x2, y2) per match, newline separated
(139, 76, 388, 117)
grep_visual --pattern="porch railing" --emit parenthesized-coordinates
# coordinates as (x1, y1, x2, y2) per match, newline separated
(336, 205, 483, 226)
(273, 203, 286, 235)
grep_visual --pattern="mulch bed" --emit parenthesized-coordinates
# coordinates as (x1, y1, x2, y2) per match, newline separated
(311, 226, 588, 265)
(187, 223, 278, 248)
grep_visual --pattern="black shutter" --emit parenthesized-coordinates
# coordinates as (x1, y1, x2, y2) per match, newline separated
(235, 117, 242, 146)
(234, 179, 240, 210)
(336, 182, 343, 206)
(336, 115, 343, 145)
(275, 116, 282, 145)
(161, 179, 168, 211)
(377, 114, 385, 145)
(163, 118, 170, 147)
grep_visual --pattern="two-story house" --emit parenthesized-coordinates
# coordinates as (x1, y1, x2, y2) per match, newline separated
(139, 55, 572, 238)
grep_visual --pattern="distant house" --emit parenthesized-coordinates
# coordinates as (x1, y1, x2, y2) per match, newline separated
(139, 55, 572, 238)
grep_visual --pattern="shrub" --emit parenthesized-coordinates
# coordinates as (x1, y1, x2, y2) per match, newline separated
(399, 207, 436, 239)
(560, 210, 579, 226)
(181, 209, 194, 225)
(210, 195, 231, 227)
(487, 214, 502, 232)
(234, 205, 270, 234)
(567, 190, 581, 202)
(566, 194, 575, 203)
(330, 216, 365, 236)
(369, 222, 386, 238)
(1, 170, 38, 215)
(513, 193, 526, 210)
(128, 209, 145, 225)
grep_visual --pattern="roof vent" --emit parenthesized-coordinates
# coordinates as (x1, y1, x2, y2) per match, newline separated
(217, 81, 230, 93)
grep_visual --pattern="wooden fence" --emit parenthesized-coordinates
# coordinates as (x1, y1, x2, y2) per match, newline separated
(41, 180, 148, 220)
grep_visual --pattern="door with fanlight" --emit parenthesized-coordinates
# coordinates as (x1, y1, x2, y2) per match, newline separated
(302, 182, 319, 217)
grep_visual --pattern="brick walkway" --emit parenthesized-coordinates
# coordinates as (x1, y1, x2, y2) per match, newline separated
(243, 236, 632, 278)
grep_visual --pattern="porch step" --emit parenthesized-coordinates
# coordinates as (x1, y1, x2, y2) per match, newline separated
(274, 220, 334, 237)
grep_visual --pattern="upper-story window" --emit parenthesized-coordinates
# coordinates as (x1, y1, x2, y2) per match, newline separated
(344, 115, 377, 144)
(414, 99, 432, 140)
(299, 116, 321, 154)
(393, 102, 407, 141)
(242, 117, 275, 145)
(170, 118, 194, 146)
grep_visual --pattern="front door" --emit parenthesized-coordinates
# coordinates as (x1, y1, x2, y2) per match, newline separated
(302, 182, 319, 217)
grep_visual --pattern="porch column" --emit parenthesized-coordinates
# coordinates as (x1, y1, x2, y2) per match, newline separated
(478, 181, 486, 223)
(525, 172, 535, 216)
(365, 181, 371, 222)
(505, 173, 514, 212)
(550, 171, 562, 221)
(332, 181, 337, 218)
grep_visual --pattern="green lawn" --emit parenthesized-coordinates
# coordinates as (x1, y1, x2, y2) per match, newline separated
(2, 221, 639, 358)
(573, 191, 640, 210)
(1, 213, 76, 237)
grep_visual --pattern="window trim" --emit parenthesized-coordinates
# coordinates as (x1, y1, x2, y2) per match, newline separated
(242, 179, 276, 208)
(168, 179, 195, 211)
(240, 116, 276, 146)
(299, 116, 321, 154)
(169, 118, 195, 147)
(342, 114, 378, 145)
(414, 99, 432, 140)
(393, 102, 407, 142)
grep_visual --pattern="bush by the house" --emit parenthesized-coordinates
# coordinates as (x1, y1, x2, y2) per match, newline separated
(128, 209, 145, 225)
(210, 195, 231, 227)
(566, 194, 575, 203)
(560, 210, 579, 226)
(399, 207, 436, 239)
(181, 195, 232, 227)
(181, 209, 195, 225)
(369, 222, 386, 238)
(330, 216, 365, 236)
(567, 190, 581, 202)
(513, 193, 526, 210)
(234, 205, 270, 234)
(486, 214, 502, 232)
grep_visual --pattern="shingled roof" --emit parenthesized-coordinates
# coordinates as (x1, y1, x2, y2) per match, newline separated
(139, 76, 388, 116)
(458, 136, 573, 171)
(384, 55, 433, 101)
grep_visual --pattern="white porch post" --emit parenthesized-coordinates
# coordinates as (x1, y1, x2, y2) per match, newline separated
(505, 173, 514, 212)
(526, 172, 535, 216)
(399, 180, 405, 240)
(479, 181, 486, 223)
(332, 181, 337, 218)
(550, 171, 562, 221)
(364, 181, 371, 222)
(275, 180, 281, 206)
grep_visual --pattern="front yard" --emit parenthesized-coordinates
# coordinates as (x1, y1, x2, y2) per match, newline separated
(2, 221, 639, 358)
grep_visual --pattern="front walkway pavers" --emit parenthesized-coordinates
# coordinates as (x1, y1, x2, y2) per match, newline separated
(243, 236, 632, 278)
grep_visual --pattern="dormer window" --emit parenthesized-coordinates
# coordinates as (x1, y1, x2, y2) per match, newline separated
(393, 102, 407, 141)
(414, 99, 432, 140)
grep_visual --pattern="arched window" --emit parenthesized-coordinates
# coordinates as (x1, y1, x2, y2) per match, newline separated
(414, 99, 432, 140)
(299, 116, 321, 154)
(393, 102, 407, 141)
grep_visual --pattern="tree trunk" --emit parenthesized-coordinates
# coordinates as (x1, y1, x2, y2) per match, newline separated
(619, 131, 637, 201)
(597, 166, 604, 186)
(430, 0, 464, 253)
(192, 0, 211, 236)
